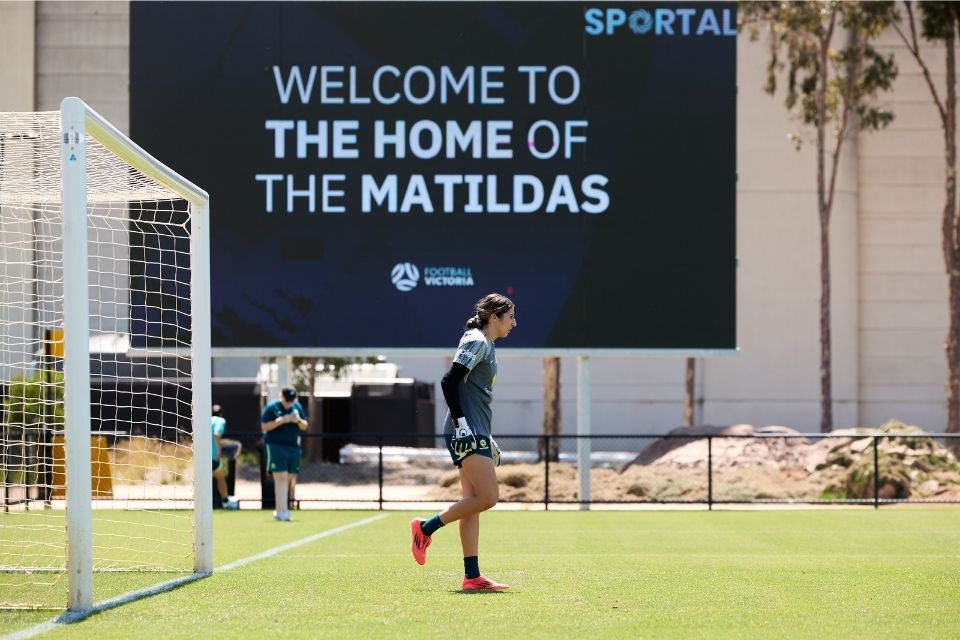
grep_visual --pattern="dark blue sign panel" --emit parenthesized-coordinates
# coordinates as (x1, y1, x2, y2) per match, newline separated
(131, 2, 736, 350)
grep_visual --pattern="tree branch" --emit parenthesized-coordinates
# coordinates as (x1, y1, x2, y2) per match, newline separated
(891, 1, 947, 125)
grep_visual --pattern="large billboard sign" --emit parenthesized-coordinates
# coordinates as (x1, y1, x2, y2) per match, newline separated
(131, 2, 736, 351)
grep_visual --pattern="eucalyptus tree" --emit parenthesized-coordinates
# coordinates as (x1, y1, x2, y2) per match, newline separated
(741, 1, 899, 432)
(892, 1, 960, 447)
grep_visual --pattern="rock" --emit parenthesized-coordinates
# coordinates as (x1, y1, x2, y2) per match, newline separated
(849, 437, 872, 454)
(621, 425, 758, 470)
(756, 425, 800, 434)
(611, 420, 959, 501)
(917, 479, 940, 496)
(841, 452, 912, 499)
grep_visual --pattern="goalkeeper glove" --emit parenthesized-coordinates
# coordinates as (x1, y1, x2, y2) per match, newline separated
(451, 417, 478, 459)
(490, 436, 501, 467)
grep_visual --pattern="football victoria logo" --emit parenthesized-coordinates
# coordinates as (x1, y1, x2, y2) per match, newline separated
(391, 263, 420, 291)
(391, 263, 476, 291)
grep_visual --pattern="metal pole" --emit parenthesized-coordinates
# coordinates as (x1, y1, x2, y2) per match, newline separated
(60, 97, 93, 612)
(873, 435, 879, 509)
(190, 197, 213, 573)
(378, 435, 384, 511)
(3, 428, 8, 512)
(42, 359, 52, 506)
(543, 435, 550, 511)
(576, 356, 591, 510)
(707, 436, 713, 511)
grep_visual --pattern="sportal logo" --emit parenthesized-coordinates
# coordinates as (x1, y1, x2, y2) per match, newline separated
(584, 7, 737, 36)
(628, 9, 653, 34)
(391, 263, 420, 292)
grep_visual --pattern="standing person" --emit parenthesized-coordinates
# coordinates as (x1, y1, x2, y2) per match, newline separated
(212, 404, 239, 510)
(261, 386, 308, 521)
(410, 293, 516, 592)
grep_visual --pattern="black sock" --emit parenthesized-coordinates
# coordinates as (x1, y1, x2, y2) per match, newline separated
(464, 555, 480, 579)
(421, 514, 444, 536)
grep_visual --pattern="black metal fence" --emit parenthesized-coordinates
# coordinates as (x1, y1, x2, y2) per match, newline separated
(1, 429, 52, 509)
(5, 430, 957, 510)
(276, 431, 960, 509)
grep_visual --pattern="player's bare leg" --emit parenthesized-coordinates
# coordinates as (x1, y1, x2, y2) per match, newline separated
(457, 467, 480, 557)
(443, 455, 508, 590)
(273, 471, 291, 521)
(213, 468, 229, 504)
(440, 454, 498, 524)
(288, 474, 298, 512)
(411, 456, 499, 570)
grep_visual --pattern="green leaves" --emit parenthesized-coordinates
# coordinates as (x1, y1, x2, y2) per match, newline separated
(3, 369, 65, 431)
(740, 0, 899, 140)
(918, 1, 957, 40)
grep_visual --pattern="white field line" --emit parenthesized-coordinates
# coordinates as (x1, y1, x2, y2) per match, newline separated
(216, 514, 387, 572)
(2, 514, 388, 640)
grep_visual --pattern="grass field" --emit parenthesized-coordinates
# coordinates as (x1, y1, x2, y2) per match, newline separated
(2, 508, 958, 639)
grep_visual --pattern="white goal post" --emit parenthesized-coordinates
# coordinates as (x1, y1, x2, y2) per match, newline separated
(0, 97, 211, 612)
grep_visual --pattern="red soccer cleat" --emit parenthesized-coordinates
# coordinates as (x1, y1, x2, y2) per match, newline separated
(461, 575, 510, 592)
(410, 518, 431, 565)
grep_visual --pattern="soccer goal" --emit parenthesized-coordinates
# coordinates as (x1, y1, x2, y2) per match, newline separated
(0, 97, 211, 612)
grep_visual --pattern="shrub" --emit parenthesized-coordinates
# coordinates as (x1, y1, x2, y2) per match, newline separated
(3, 369, 64, 432)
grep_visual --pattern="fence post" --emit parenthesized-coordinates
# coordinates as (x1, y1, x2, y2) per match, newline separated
(707, 436, 713, 511)
(576, 357, 592, 510)
(544, 435, 550, 511)
(873, 435, 879, 510)
(2, 430, 7, 512)
(378, 435, 384, 511)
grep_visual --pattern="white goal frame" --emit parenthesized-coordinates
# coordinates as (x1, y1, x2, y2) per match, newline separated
(59, 96, 212, 611)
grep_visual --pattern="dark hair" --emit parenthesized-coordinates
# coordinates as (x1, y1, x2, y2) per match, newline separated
(465, 293, 514, 329)
(212, 404, 222, 417)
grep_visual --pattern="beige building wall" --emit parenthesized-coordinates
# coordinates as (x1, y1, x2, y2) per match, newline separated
(701, 33, 862, 433)
(35, 1, 128, 129)
(4, 3, 955, 434)
(0, 1, 35, 382)
(0, 1, 35, 111)
(858, 31, 950, 431)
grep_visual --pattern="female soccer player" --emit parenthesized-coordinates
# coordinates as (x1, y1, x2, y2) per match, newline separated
(410, 292, 516, 592)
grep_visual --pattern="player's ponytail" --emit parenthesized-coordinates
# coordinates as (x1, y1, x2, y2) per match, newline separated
(465, 293, 514, 329)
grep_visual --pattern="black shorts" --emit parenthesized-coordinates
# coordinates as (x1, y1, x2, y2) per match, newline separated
(444, 433, 494, 467)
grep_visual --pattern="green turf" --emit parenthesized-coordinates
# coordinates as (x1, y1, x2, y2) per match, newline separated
(2, 509, 196, 610)
(2, 509, 958, 639)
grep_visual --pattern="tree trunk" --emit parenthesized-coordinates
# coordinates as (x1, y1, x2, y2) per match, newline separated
(894, 4, 960, 449)
(943, 27, 959, 451)
(304, 357, 321, 461)
(683, 358, 695, 427)
(539, 357, 561, 462)
(815, 20, 840, 434)
(819, 209, 833, 434)
(948, 274, 960, 452)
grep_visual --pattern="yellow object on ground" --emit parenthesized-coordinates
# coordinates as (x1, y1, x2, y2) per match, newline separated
(51, 434, 113, 498)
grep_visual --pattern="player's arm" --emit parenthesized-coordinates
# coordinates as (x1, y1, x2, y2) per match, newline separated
(440, 362, 469, 420)
(214, 431, 222, 458)
(261, 409, 290, 432)
(441, 362, 476, 456)
(293, 405, 309, 431)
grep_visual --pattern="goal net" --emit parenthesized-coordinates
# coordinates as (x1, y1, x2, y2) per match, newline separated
(0, 98, 211, 611)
